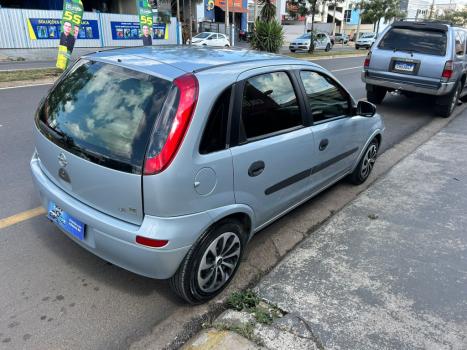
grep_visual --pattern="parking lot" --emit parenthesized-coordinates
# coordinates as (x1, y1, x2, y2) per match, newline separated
(0, 55, 464, 349)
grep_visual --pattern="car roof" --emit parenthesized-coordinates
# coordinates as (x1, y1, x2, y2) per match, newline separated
(84, 46, 311, 76)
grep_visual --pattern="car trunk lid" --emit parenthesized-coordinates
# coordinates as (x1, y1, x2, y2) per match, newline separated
(35, 59, 173, 225)
(370, 23, 449, 80)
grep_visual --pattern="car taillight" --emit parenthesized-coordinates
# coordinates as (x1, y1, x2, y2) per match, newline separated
(364, 52, 371, 69)
(442, 60, 453, 80)
(136, 235, 169, 248)
(143, 73, 199, 175)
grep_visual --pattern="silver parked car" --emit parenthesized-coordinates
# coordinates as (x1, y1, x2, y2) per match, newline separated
(289, 32, 333, 52)
(31, 47, 384, 303)
(355, 32, 377, 49)
(362, 20, 467, 117)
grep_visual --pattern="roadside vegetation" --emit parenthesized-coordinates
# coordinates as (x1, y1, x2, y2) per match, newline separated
(250, 0, 284, 53)
(227, 289, 283, 325)
(0, 68, 61, 83)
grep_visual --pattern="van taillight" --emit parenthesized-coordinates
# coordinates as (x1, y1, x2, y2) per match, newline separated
(442, 60, 453, 80)
(364, 52, 371, 69)
(143, 73, 199, 175)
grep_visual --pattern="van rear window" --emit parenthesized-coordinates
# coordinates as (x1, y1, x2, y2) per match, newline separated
(378, 27, 447, 56)
(36, 60, 171, 174)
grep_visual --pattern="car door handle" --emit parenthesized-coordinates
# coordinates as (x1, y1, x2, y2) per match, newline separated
(319, 139, 329, 151)
(248, 161, 265, 177)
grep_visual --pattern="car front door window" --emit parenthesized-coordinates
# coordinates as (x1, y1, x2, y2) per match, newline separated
(299, 71, 350, 123)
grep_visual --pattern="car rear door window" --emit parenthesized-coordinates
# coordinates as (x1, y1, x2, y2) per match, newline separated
(378, 27, 447, 56)
(240, 72, 303, 140)
(299, 71, 350, 123)
(200, 87, 231, 154)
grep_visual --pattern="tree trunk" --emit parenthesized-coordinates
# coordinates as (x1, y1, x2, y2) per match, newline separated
(376, 17, 380, 34)
(189, 0, 193, 44)
(355, 0, 363, 42)
(254, 0, 258, 24)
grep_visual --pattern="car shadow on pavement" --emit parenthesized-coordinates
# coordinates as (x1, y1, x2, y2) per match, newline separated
(31, 216, 183, 303)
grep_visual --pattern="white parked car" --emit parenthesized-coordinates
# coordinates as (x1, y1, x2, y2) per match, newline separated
(289, 32, 333, 53)
(356, 32, 377, 49)
(189, 32, 230, 47)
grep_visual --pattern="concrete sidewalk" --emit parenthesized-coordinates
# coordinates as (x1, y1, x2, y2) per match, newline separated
(184, 110, 467, 350)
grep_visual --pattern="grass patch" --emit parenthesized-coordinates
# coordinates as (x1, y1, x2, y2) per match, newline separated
(214, 322, 258, 342)
(286, 49, 368, 59)
(0, 68, 62, 83)
(227, 289, 282, 325)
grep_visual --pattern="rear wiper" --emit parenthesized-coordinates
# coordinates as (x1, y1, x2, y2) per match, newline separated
(51, 127, 76, 147)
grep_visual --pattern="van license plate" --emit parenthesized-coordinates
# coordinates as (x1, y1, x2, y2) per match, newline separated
(394, 62, 415, 72)
(47, 202, 85, 240)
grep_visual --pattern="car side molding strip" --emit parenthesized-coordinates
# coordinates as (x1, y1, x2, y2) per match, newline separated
(264, 147, 358, 195)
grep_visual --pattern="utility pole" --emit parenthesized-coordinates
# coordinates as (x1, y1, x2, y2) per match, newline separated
(332, 0, 337, 36)
(276, 0, 282, 23)
(225, 0, 230, 38)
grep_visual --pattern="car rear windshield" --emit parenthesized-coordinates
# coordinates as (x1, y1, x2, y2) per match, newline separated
(36, 60, 171, 174)
(378, 27, 447, 56)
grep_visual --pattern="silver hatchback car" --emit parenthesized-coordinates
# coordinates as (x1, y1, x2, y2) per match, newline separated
(362, 20, 467, 117)
(31, 47, 384, 303)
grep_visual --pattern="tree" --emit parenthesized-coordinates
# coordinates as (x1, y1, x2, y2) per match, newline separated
(258, 0, 277, 22)
(251, 0, 284, 52)
(362, 0, 404, 33)
(436, 9, 467, 26)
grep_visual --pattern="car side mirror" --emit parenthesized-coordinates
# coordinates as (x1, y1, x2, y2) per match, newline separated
(357, 100, 376, 117)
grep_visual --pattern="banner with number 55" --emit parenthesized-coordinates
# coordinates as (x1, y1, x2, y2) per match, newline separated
(137, 0, 154, 46)
(56, 0, 84, 70)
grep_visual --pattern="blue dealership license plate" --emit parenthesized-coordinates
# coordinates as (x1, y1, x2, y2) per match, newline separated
(394, 61, 415, 72)
(47, 202, 85, 240)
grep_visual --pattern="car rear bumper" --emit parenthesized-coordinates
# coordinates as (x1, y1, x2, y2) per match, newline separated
(30, 152, 215, 279)
(362, 71, 455, 96)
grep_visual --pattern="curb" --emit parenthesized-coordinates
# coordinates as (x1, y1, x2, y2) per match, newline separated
(129, 102, 467, 349)
(0, 77, 57, 89)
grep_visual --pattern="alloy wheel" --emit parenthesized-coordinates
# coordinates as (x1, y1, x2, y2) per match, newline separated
(361, 144, 378, 179)
(450, 84, 461, 113)
(197, 232, 241, 293)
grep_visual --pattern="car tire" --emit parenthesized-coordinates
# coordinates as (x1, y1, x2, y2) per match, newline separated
(366, 84, 386, 105)
(348, 138, 379, 185)
(290, 49, 296, 53)
(325, 43, 331, 52)
(355, 45, 359, 50)
(169, 218, 247, 304)
(435, 80, 462, 118)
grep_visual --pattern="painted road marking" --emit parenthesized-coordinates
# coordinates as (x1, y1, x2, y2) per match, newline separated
(0, 82, 53, 91)
(0, 207, 46, 230)
(331, 66, 362, 72)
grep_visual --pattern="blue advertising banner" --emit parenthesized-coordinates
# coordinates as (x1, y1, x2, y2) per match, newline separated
(27, 18, 99, 40)
(111, 21, 168, 40)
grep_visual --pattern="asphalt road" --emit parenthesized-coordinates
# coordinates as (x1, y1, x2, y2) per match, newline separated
(0, 56, 446, 349)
